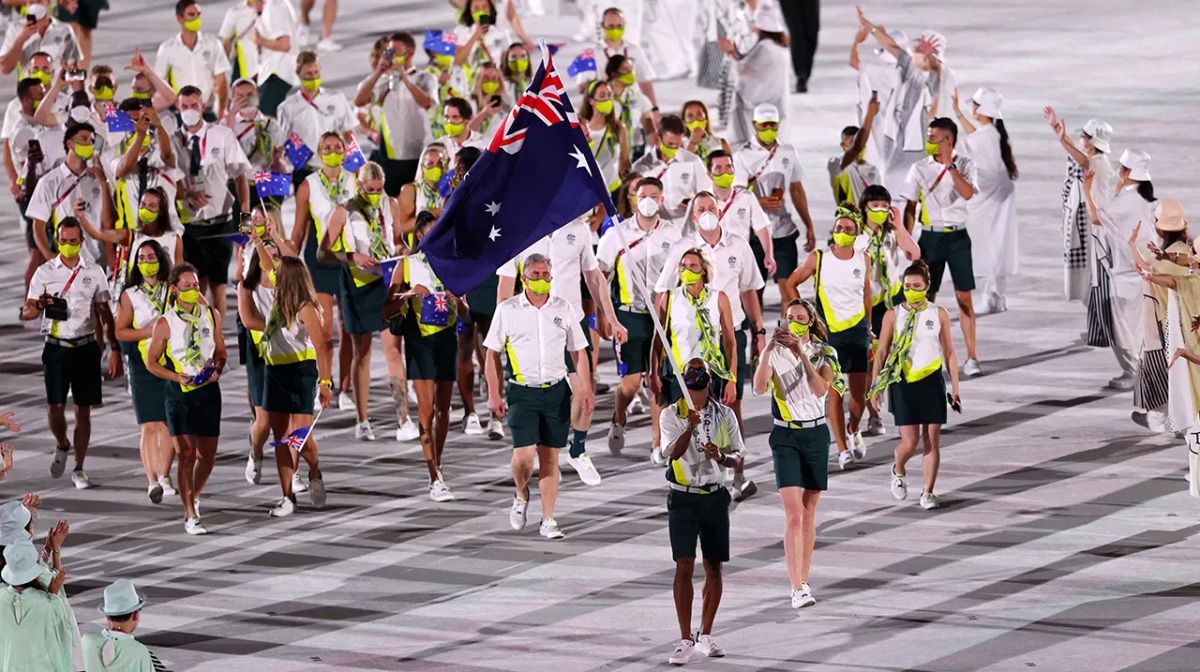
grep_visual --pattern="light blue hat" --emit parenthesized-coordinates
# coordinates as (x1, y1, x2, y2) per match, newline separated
(98, 579, 146, 616)
(1, 540, 42, 586)
(0, 501, 32, 547)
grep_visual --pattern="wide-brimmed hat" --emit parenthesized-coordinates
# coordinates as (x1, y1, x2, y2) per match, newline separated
(1119, 148, 1152, 182)
(1155, 198, 1186, 232)
(1, 541, 42, 587)
(97, 579, 147, 617)
(0, 501, 32, 546)
(971, 86, 1003, 119)
(1080, 119, 1112, 153)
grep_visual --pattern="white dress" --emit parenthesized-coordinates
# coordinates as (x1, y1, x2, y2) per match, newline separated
(730, 39, 789, 146)
(964, 124, 1018, 299)
(641, 0, 699, 81)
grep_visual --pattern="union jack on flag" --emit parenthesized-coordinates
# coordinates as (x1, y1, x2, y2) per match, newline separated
(419, 42, 615, 295)
(284, 131, 313, 170)
(342, 140, 366, 172)
(420, 291, 452, 327)
(254, 170, 291, 198)
(104, 103, 135, 133)
(272, 424, 313, 451)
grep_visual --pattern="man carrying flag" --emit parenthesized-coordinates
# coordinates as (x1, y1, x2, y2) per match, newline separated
(421, 42, 610, 535)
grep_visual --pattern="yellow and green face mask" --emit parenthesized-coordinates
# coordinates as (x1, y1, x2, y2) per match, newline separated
(137, 261, 160, 278)
(434, 53, 454, 68)
(924, 140, 942, 156)
(361, 191, 382, 207)
(73, 143, 95, 160)
(138, 207, 158, 223)
(594, 99, 613, 115)
(182, 16, 201, 32)
(526, 278, 551, 295)
(712, 172, 735, 189)
(788, 321, 809, 337)
(686, 119, 706, 134)
(832, 231, 856, 247)
(659, 143, 678, 159)
(756, 128, 778, 144)
(177, 288, 200, 304)
(301, 77, 322, 93)
(481, 80, 500, 95)
(680, 268, 702, 285)
(508, 57, 529, 72)
(904, 288, 927, 304)
(58, 242, 82, 258)
(93, 86, 115, 101)
(443, 121, 466, 137)
(30, 69, 52, 86)
(603, 27, 625, 42)
(618, 71, 636, 86)
(321, 151, 344, 168)
(424, 165, 443, 183)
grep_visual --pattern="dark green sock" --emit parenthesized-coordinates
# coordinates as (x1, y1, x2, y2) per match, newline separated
(569, 428, 588, 458)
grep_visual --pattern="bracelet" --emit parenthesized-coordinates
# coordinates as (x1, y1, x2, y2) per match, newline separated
(319, 378, 333, 388)
(51, 549, 60, 555)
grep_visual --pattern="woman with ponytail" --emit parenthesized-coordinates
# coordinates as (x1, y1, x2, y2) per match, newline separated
(868, 260, 961, 511)
(752, 298, 841, 610)
(954, 86, 1018, 314)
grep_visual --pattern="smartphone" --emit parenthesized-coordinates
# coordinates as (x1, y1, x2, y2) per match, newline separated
(490, 94, 501, 107)
(64, 69, 86, 82)
(383, 46, 394, 62)
(27, 139, 40, 155)
(480, 12, 496, 25)
(25, 14, 36, 25)
(947, 393, 962, 414)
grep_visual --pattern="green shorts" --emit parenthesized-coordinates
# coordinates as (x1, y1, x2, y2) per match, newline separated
(615, 310, 653, 376)
(918, 228, 975, 293)
(182, 221, 234, 286)
(770, 423, 830, 490)
(564, 316, 593, 373)
(263, 360, 318, 415)
(505, 379, 571, 449)
(667, 487, 732, 562)
(752, 231, 801, 281)
(826, 319, 870, 374)
(43, 341, 103, 407)
(405, 326, 458, 381)
(464, 274, 499, 323)
(165, 381, 222, 437)
(340, 274, 388, 335)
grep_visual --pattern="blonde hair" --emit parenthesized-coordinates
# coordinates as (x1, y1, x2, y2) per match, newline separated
(273, 257, 319, 329)
(357, 160, 385, 183)
(295, 50, 319, 74)
(678, 248, 714, 287)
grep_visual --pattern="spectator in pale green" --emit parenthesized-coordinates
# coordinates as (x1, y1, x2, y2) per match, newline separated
(83, 579, 169, 671)
(0, 540, 75, 671)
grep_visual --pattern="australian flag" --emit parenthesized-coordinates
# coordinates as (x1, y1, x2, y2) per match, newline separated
(420, 291, 451, 326)
(567, 49, 596, 77)
(192, 362, 217, 386)
(271, 423, 314, 451)
(342, 140, 366, 172)
(284, 132, 313, 170)
(423, 29, 457, 55)
(103, 103, 135, 133)
(419, 42, 615, 295)
(255, 170, 290, 198)
(378, 256, 402, 287)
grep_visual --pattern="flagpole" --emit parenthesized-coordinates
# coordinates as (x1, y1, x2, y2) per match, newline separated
(606, 215, 696, 413)
(294, 407, 325, 454)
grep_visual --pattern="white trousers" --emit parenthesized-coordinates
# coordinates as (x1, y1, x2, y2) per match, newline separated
(1111, 292, 1142, 377)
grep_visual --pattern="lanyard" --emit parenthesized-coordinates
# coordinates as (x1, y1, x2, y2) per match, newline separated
(928, 157, 955, 193)
(236, 120, 258, 141)
(652, 157, 673, 181)
(617, 219, 661, 259)
(716, 189, 741, 223)
(51, 174, 82, 211)
(58, 264, 84, 297)
(301, 90, 323, 113)
(746, 143, 779, 189)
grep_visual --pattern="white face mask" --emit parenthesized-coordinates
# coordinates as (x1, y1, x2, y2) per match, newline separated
(697, 211, 719, 231)
(636, 197, 660, 218)
(69, 106, 90, 123)
(180, 109, 203, 127)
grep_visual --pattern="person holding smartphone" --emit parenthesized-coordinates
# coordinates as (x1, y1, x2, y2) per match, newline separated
(868, 260, 960, 510)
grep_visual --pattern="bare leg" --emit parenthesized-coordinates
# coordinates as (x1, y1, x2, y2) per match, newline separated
(320, 0, 338, 39)
(249, 405, 270, 461)
(894, 424, 920, 476)
(46, 404, 68, 448)
(699, 558, 723, 636)
(828, 389, 849, 453)
(674, 558, 695, 641)
(156, 423, 175, 479)
(846, 372, 867, 434)
(456, 326, 477, 415)
(650, 385, 664, 447)
(779, 486, 804, 589)
(434, 381, 453, 467)
(192, 436, 219, 498)
(922, 424, 942, 493)
(72, 405, 91, 470)
(138, 423, 158, 484)
(512, 445, 535, 500)
(415, 379, 439, 480)
(299, 0, 314, 25)
(956, 289, 977, 360)
(210, 283, 228, 323)
(176, 437, 197, 518)
(536, 445, 560, 519)
(613, 373, 639, 425)
(382, 330, 409, 422)
(799, 489, 821, 582)
(352, 333, 373, 422)
(268, 411, 293, 496)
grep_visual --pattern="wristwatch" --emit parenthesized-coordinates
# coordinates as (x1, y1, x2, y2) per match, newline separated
(948, 162, 959, 171)
(755, 327, 766, 335)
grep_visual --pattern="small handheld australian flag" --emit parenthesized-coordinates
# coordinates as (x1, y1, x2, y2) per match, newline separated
(254, 170, 290, 198)
(284, 132, 313, 170)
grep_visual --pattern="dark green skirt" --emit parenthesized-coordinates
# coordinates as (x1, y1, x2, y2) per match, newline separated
(264, 360, 318, 415)
(340, 270, 388, 335)
(165, 381, 222, 437)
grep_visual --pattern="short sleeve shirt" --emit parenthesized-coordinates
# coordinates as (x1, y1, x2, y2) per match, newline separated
(483, 293, 586, 385)
(496, 219, 599, 309)
(169, 122, 253, 222)
(596, 217, 684, 312)
(654, 231, 764, 326)
(276, 88, 355, 170)
(629, 148, 706, 224)
(659, 398, 745, 487)
(0, 19, 79, 77)
(901, 155, 978, 228)
(219, 3, 260, 80)
(27, 255, 111, 339)
(373, 70, 438, 161)
(254, 0, 300, 84)
(154, 32, 231, 105)
(733, 140, 806, 237)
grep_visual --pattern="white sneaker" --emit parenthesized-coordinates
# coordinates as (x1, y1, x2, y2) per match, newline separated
(920, 492, 941, 510)
(509, 497, 529, 530)
(668, 639, 695, 665)
(838, 450, 855, 470)
(396, 417, 421, 441)
(732, 479, 757, 503)
(296, 23, 312, 47)
(487, 417, 506, 440)
(607, 420, 625, 455)
(50, 446, 69, 479)
(963, 357, 983, 377)
(1107, 373, 1134, 391)
(338, 391, 356, 411)
(539, 518, 565, 539)
(650, 445, 666, 465)
(292, 472, 309, 493)
(626, 395, 646, 416)
(1147, 410, 1168, 433)
(864, 415, 885, 437)
(463, 413, 485, 436)
(355, 419, 376, 441)
(694, 634, 725, 657)
(891, 467, 908, 500)
(316, 37, 343, 52)
(429, 478, 456, 502)
(159, 474, 177, 496)
(148, 482, 163, 504)
(309, 476, 327, 508)
(245, 454, 262, 485)
(184, 516, 207, 535)
(791, 582, 816, 608)
(269, 496, 295, 517)
(566, 452, 603, 486)
(850, 431, 867, 459)
(71, 470, 93, 489)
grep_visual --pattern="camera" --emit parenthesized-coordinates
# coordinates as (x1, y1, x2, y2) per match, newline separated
(43, 296, 69, 322)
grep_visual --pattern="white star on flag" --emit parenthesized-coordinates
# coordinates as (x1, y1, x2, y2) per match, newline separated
(569, 146, 592, 176)
(485, 201, 502, 216)
(489, 226, 502, 241)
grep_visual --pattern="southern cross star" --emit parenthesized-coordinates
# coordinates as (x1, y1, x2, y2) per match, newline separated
(485, 201, 502, 216)
(569, 146, 592, 176)
(489, 226, 502, 241)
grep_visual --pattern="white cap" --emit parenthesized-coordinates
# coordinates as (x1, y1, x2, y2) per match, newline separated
(752, 103, 780, 124)
(1081, 119, 1113, 153)
(753, 7, 784, 33)
(26, 2, 48, 21)
(1, 540, 42, 587)
(971, 86, 1003, 119)
(1119, 148, 1151, 182)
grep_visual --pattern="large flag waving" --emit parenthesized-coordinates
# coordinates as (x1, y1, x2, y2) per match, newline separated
(419, 42, 616, 295)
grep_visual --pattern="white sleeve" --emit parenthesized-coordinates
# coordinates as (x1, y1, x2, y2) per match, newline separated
(723, 406, 746, 458)
(0, 25, 17, 58)
(26, 265, 45, 301)
(153, 42, 171, 82)
(654, 243, 685, 293)
(659, 406, 685, 453)
(746, 191, 770, 234)
(580, 237, 600, 273)
(629, 44, 656, 82)
(91, 268, 112, 304)
(218, 9, 237, 39)
(496, 254, 518, 278)
(1, 99, 21, 140)
(222, 129, 252, 177)
(595, 230, 619, 271)
(212, 37, 233, 77)
(566, 311, 587, 352)
(739, 239, 765, 291)
(900, 163, 921, 203)
(24, 177, 52, 223)
(788, 147, 805, 184)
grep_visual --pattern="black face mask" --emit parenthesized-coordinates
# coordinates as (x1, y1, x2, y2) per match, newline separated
(683, 365, 710, 390)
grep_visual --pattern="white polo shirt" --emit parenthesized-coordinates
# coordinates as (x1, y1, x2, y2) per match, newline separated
(596, 216, 684, 313)
(109, 138, 182, 229)
(154, 32, 231, 105)
(25, 162, 107, 261)
(254, 0, 299, 85)
(169, 122, 252, 222)
(27, 255, 110, 340)
(0, 19, 80, 78)
(900, 155, 978, 229)
(630, 147, 705, 224)
(228, 110, 287, 170)
(439, 129, 487, 160)
(484, 292, 586, 386)
(218, 2, 260, 80)
(277, 88, 355, 170)
(497, 219, 599, 310)
(733, 140, 806, 238)
(659, 397, 745, 487)
(690, 182, 771, 241)
(371, 70, 438, 161)
(654, 229, 764, 326)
